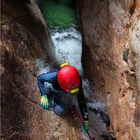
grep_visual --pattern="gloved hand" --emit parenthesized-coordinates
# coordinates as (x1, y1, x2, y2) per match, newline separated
(82, 120, 88, 133)
(39, 95, 49, 109)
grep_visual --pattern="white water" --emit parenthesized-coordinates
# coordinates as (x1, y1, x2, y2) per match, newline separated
(35, 58, 50, 74)
(51, 27, 83, 75)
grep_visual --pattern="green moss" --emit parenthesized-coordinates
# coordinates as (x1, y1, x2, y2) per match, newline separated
(41, 1, 77, 29)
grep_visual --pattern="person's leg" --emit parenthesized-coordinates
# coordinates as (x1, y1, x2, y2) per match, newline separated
(47, 88, 66, 116)
(53, 98, 73, 116)
(53, 103, 65, 116)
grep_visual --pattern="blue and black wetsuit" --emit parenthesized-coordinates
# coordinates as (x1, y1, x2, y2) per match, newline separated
(37, 70, 88, 121)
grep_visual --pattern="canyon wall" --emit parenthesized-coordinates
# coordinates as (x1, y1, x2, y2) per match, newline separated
(76, 0, 140, 139)
(1, 0, 81, 139)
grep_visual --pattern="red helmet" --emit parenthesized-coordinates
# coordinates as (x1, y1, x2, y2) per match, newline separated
(57, 63, 80, 94)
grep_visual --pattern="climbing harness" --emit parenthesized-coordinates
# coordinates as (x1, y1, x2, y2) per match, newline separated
(70, 106, 95, 140)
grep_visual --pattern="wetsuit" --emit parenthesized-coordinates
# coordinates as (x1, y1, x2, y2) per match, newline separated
(37, 70, 88, 121)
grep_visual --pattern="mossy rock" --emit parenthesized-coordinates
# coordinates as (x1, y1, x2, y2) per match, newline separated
(54, 0, 75, 6)
(40, 0, 77, 29)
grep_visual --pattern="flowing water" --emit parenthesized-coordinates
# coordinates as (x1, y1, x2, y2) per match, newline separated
(50, 27, 83, 75)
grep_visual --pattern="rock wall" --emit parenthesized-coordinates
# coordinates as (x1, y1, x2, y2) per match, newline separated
(76, 0, 140, 139)
(1, 0, 82, 139)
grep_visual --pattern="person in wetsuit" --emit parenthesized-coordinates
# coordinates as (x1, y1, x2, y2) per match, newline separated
(37, 63, 88, 132)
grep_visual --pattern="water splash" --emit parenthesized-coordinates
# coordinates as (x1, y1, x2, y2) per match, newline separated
(87, 101, 106, 113)
(82, 78, 93, 99)
(35, 58, 51, 75)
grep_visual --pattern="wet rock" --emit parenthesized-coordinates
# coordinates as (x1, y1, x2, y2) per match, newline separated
(76, 0, 140, 139)
(1, 0, 82, 139)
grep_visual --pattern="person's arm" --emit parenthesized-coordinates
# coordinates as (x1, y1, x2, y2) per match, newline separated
(76, 79, 88, 132)
(37, 71, 57, 96)
(77, 83, 88, 121)
(37, 71, 57, 109)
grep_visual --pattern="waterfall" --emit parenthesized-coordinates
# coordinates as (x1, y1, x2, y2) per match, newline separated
(50, 27, 83, 75)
